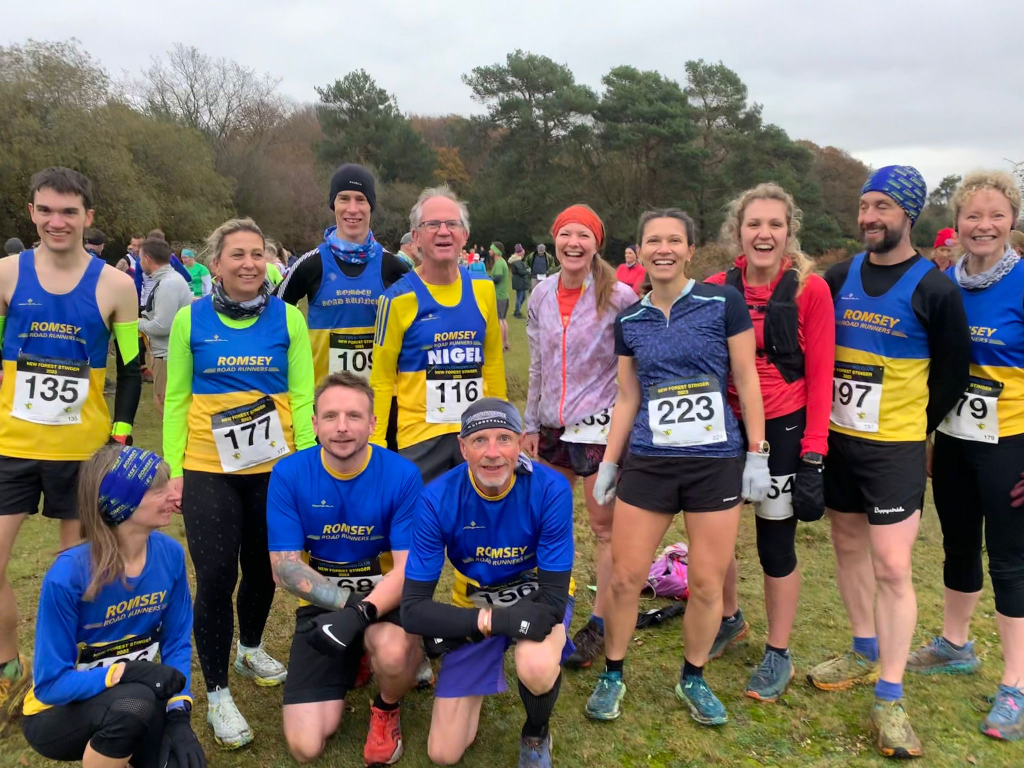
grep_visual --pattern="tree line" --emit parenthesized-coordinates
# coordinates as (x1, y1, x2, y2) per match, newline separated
(0, 39, 959, 263)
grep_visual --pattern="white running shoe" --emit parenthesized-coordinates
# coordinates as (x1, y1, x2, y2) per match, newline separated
(206, 690, 254, 750)
(233, 643, 287, 686)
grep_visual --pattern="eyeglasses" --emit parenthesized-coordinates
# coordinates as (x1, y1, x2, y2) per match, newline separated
(417, 220, 465, 233)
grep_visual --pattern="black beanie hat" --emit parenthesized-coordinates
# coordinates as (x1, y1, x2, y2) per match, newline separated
(329, 164, 376, 212)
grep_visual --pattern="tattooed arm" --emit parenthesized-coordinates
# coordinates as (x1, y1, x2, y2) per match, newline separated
(269, 551, 352, 610)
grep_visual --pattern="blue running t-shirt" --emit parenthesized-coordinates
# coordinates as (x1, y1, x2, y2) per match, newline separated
(614, 280, 752, 458)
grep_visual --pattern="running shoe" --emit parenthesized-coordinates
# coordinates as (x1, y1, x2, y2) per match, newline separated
(585, 672, 626, 721)
(709, 610, 749, 660)
(675, 675, 728, 726)
(234, 644, 287, 686)
(980, 685, 1024, 742)
(869, 698, 922, 758)
(906, 636, 980, 675)
(565, 619, 605, 669)
(518, 733, 552, 768)
(745, 649, 794, 702)
(415, 656, 434, 689)
(807, 650, 879, 691)
(0, 656, 30, 735)
(364, 705, 404, 765)
(355, 653, 373, 689)
(206, 691, 254, 749)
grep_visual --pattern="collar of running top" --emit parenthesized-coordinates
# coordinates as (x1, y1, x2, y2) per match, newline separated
(99, 447, 162, 526)
(640, 278, 695, 307)
(954, 244, 1020, 291)
(324, 226, 383, 265)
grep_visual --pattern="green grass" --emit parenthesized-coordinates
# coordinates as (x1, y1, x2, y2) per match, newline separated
(1, 315, 1017, 767)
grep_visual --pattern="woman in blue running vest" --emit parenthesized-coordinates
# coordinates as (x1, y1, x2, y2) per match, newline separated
(586, 208, 770, 727)
(22, 444, 205, 768)
(917, 171, 1024, 741)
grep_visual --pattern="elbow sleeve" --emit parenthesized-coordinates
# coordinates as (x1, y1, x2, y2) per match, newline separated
(536, 569, 571, 616)
(401, 578, 479, 639)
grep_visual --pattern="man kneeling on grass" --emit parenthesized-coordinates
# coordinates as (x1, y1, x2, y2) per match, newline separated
(268, 372, 424, 765)
(400, 398, 575, 768)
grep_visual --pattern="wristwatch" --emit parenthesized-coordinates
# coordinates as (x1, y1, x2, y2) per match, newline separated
(803, 452, 824, 465)
(753, 440, 770, 455)
(354, 601, 379, 624)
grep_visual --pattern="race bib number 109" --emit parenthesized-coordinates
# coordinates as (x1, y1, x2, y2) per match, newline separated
(329, 331, 373, 379)
(11, 354, 90, 425)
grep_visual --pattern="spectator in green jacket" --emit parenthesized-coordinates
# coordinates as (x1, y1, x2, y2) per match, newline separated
(487, 241, 510, 350)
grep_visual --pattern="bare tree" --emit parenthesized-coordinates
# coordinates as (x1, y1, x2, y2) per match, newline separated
(133, 44, 284, 143)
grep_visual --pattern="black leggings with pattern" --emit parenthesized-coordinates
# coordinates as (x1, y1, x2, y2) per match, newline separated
(182, 470, 275, 690)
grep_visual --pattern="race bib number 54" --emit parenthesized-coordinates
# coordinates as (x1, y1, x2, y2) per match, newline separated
(12, 354, 90, 425)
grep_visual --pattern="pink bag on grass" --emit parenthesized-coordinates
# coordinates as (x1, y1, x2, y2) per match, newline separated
(642, 542, 689, 600)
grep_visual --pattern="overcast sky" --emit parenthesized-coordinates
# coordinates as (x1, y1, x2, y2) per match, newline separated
(4, 0, 1021, 191)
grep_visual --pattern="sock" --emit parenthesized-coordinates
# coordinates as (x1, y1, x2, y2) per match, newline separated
(682, 659, 703, 679)
(589, 614, 605, 634)
(237, 641, 261, 656)
(207, 687, 232, 706)
(942, 636, 966, 652)
(519, 673, 561, 740)
(766, 644, 789, 657)
(604, 658, 624, 676)
(852, 636, 879, 662)
(373, 693, 400, 712)
(875, 678, 903, 702)
(0, 657, 22, 681)
(723, 610, 741, 624)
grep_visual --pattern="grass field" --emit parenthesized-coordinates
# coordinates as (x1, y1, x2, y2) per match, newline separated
(0, 314, 1017, 767)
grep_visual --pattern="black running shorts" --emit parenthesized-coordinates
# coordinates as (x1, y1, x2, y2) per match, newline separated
(0, 456, 81, 519)
(823, 432, 925, 525)
(617, 453, 744, 514)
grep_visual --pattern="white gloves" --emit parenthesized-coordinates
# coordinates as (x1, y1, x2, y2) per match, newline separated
(742, 452, 771, 503)
(593, 461, 619, 505)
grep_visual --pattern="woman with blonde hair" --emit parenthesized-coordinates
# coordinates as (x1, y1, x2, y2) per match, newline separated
(704, 182, 835, 701)
(163, 217, 315, 748)
(523, 204, 638, 670)
(21, 444, 205, 768)
(911, 170, 1024, 741)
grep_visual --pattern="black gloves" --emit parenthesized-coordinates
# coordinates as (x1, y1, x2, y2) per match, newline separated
(489, 591, 561, 643)
(159, 708, 206, 768)
(118, 661, 185, 700)
(1011, 472, 1024, 508)
(792, 456, 825, 522)
(307, 604, 372, 658)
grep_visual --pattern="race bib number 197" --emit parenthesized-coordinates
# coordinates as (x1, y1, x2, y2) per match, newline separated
(831, 362, 883, 433)
(12, 354, 90, 425)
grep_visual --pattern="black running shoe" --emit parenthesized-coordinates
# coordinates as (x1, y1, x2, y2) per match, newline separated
(565, 619, 605, 669)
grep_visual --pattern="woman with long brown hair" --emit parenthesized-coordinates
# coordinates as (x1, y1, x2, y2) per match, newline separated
(704, 182, 835, 701)
(523, 204, 638, 671)
(21, 444, 205, 768)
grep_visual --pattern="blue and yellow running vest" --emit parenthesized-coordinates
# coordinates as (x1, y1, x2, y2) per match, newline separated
(307, 244, 383, 385)
(831, 253, 933, 442)
(387, 267, 487, 439)
(937, 260, 1024, 442)
(0, 251, 111, 460)
(185, 296, 296, 474)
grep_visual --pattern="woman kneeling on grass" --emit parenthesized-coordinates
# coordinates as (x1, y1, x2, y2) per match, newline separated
(21, 444, 205, 768)
(585, 208, 770, 726)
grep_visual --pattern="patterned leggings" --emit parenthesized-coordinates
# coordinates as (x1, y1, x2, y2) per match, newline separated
(182, 470, 275, 690)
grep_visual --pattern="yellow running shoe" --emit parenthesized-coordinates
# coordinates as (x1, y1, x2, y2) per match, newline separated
(807, 650, 879, 691)
(870, 698, 923, 759)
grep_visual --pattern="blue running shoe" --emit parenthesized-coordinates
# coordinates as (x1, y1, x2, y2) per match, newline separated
(585, 672, 626, 721)
(906, 636, 980, 675)
(981, 685, 1024, 742)
(745, 649, 794, 702)
(675, 675, 728, 726)
(518, 733, 553, 767)
(709, 610, 749, 660)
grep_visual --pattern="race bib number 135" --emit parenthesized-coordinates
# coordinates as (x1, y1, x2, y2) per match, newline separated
(11, 354, 90, 425)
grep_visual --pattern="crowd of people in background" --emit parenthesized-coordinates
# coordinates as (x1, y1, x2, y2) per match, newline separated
(0, 158, 1023, 768)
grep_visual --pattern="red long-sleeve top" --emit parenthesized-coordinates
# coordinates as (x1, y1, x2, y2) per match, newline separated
(706, 255, 835, 456)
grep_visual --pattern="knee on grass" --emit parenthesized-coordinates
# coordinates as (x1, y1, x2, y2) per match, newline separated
(428, 733, 470, 766)
(285, 727, 328, 763)
(515, 649, 560, 695)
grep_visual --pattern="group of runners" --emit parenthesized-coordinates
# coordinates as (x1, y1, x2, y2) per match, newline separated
(0, 158, 1020, 768)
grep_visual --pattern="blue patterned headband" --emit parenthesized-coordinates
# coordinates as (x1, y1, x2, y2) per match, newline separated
(98, 447, 163, 526)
